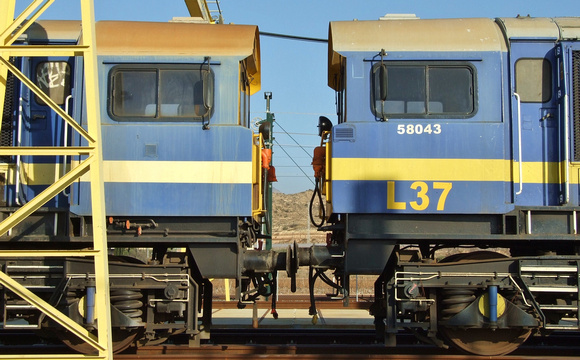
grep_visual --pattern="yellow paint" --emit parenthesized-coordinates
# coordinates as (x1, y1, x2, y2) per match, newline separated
(478, 293, 506, 319)
(332, 158, 572, 184)
(410, 181, 429, 210)
(433, 182, 453, 210)
(387, 181, 406, 210)
(17, 160, 253, 185)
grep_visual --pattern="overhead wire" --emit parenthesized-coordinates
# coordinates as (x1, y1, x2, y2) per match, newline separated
(276, 121, 313, 158)
(260, 31, 328, 43)
(274, 138, 315, 186)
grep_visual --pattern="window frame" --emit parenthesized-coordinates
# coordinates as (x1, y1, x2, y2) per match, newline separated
(107, 63, 216, 122)
(369, 61, 477, 120)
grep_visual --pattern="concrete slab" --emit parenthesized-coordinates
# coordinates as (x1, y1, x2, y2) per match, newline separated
(211, 307, 374, 329)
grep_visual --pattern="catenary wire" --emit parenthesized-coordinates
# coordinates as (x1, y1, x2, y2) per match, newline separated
(274, 139, 315, 186)
(260, 31, 328, 43)
(276, 121, 314, 158)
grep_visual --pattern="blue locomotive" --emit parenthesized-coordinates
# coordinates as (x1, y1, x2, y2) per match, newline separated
(0, 20, 276, 353)
(311, 16, 580, 355)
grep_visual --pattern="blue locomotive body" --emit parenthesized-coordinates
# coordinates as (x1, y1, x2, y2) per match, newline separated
(313, 16, 580, 355)
(325, 17, 578, 217)
(3, 20, 264, 230)
(72, 22, 258, 218)
(0, 20, 273, 353)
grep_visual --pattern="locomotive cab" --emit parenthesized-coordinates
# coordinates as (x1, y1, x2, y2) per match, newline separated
(0, 19, 276, 353)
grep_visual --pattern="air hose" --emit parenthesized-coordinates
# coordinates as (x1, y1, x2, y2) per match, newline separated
(309, 178, 325, 227)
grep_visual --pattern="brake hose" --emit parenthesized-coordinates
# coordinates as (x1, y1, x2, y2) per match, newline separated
(309, 178, 325, 227)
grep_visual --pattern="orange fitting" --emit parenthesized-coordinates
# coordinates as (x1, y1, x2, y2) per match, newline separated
(125, 220, 131, 230)
(267, 165, 278, 182)
(261, 148, 272, 170)
(312, 146, 326, 178)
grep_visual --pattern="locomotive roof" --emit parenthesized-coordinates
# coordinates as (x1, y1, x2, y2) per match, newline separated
(24, 20, 261, 94)
(497, 17, 580, 40)
(23, 20, 82, 42)
(327, 16, 580, 91)
(328, 18, 507, 91)
(96, 21, 261, 94)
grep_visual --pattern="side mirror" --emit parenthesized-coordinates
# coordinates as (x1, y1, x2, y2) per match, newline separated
(379, 64, 388, 101)
(203, 70, 214, 113)
(259, 122, 271, 141)
(318, 116, 333, 137)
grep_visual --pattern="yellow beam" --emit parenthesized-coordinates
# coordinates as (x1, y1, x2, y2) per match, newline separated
(0, 56, 96, 143)
(0, 356, 105, 360)
(0, 0, 56, 46)
(0, 155, 91, 237)
(0, 270, 104, 352)
(0, 0, 15, 129)
(0, 45, 89, 57)
(184, 0, 211, 21)
(0, 250, 100, 257)
(0, 146, 94, 156)
(80, 0, 113, 357)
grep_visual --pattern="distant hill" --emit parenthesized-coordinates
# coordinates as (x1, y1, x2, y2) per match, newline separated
(272, 190, 326, 244)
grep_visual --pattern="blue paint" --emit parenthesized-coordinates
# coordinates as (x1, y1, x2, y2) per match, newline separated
(86, 285, 95, 325)
(72, 182, 252, 217)
(488, 285, 498, 324)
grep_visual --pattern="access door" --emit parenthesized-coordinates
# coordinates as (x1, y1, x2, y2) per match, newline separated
(510, 41, 561, 206)
(15, 56, 74, 207)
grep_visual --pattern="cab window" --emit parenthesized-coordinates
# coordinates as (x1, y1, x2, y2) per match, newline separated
(515, 58, 552, 103)
(109, 64, 214, 121)
(35, 61, 71, 106)
(371, 62, 475, 119)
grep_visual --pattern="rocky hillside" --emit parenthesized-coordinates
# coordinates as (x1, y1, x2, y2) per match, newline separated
(272, 190, 326, 244)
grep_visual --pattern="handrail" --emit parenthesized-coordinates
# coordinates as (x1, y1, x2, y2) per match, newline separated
(62, 94, 73, 196)
(514, 92, 523, 196)
(563, 94, 570, 204)
(14, 97, 25, 205)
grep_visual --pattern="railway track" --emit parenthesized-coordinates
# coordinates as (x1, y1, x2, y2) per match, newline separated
(1, 328, 579, 359)
(123, 331, 580, 359)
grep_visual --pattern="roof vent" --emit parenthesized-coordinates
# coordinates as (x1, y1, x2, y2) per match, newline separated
(379, 14, 419, 21)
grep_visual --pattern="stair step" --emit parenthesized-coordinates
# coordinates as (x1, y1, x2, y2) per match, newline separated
(540, 305, 578, 311)
(6, 304, 37, 310)
(528, 286, 578, 293)
(521, 265, 577, 273)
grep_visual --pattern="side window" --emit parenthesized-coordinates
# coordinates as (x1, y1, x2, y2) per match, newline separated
(371, 63, 475, 119)
(112, 70, 156, 117)
(515, 58, 552, 103)
(35, 61, 71, 106)
(109, 65, 214, 121)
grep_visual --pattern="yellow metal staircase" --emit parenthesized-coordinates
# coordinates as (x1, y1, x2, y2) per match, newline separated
(0, 0, 112, 358)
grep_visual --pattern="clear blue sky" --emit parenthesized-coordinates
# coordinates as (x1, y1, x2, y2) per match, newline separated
(15, 0, 580, 193)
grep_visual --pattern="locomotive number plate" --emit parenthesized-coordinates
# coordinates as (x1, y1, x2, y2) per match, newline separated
(387, 181, 452, 211)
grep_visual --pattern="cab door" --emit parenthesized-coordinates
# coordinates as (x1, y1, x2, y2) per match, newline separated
(510, 41, 560, 206)
(16, 57, 74, 207)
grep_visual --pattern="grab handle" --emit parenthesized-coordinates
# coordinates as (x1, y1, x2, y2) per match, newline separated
(514, 92, 523, 195)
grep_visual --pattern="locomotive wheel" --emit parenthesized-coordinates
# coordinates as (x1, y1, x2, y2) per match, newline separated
(441, 328, 531, 356)
(438, 250, 531, 356)
(58, 327, 143, 354)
